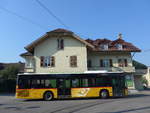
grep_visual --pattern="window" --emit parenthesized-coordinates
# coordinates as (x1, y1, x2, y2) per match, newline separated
(118, 59, 128, 67)
(57, 38, 64, 50)
(70, 56, 77, 67)
(40, 56, 55, 67)
(87, 59, 92, 67)
(82, 79, 88, 87)
(96, 77, 112, 86)
(18, 78, 31, 89)
(45, 79, 56, 88)
(26, 59, 33, 68)
(100, 44, 108, 50)
(116, 44, 123, 50)
(80, 78, 96, 87)
(100, 59, 113, 67)
(72, 79, 80, 88)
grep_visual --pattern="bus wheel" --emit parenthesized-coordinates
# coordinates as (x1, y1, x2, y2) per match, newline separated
(100, 90, 109, 99)
(43, 91, 53, 101)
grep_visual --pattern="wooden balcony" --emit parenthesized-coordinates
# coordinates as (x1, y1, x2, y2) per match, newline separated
(88, 66, 135, 73)
(24, 67, 35, 73)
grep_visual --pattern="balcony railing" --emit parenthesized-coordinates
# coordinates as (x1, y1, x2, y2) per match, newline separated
(24, 67, 35, 73)
(88, 66, 135, 73)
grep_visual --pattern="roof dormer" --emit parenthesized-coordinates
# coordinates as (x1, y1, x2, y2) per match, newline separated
(100, 44, 108, 50)
(116, 44, 123, 50)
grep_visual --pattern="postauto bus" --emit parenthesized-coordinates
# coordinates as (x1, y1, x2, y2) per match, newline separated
(16, 72, 128, 100)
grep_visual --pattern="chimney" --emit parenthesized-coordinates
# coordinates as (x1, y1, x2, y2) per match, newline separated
(118, 33, 122, 39)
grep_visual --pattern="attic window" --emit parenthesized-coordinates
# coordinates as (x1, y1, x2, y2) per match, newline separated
(57, 38, 64, 50)
(116, 44, 123, 50)
(100, 44, 108, 50)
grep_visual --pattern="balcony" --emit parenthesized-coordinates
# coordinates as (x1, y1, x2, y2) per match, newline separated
(24, 67, 35, 73)
(88, 66, 135, 73)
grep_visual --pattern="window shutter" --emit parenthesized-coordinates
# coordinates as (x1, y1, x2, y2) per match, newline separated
(100, 59, 103, 67)
(87, 60, 92, 67)
(70, 56, 77, 67)
(60, 39, 64, 49)
(74, 56, 77, 67)
(51, 56, 55, 67)
(57, 39, 60, 49)
(47, 56, 50, 67)
(109, 59, 113, 67)
(40, 56, 44, 67)
(124, 59, 128, 67)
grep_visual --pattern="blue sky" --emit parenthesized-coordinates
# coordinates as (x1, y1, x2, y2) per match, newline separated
(0, 0, 150, 66)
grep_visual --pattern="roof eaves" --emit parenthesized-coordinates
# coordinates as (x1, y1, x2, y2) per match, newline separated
(73, 34, 95, 49)
(25, 33, 49, 52)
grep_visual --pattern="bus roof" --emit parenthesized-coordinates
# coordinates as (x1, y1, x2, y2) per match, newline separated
(18, 71, 125, 76)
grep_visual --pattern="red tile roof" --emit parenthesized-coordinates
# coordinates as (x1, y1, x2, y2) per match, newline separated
(48, 28, 73, 33)
(85, 38, 141, 52)
(24, 28, 141, 53)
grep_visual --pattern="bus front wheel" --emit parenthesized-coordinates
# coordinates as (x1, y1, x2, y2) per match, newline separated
(100, 90, 109, 99)
(43, 91, 53, 101)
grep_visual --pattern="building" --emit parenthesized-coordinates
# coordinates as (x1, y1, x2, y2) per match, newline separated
(143, 67, 150, 88)
(134, 66, 150, 90)
(20, 28, 141, 89)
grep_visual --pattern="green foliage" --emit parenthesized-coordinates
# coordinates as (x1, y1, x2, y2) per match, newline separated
(0, 64, 20, 93)
(133, 60, 147, 69)
(141, 76, 148, 86)
(0, 79, 16, 92)
(0, 65, 19, 80)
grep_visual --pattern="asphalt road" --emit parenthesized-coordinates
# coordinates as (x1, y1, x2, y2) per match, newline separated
(0, 91, 150, 113)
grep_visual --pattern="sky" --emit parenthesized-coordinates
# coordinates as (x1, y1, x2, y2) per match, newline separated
(0, 0, 150, 66)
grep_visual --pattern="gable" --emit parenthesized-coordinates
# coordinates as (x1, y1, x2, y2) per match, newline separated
(25, 29, 94, 53)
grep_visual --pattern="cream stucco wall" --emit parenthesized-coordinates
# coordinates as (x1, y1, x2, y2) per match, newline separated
(143, 67, 150, 87)
(33, 36, 87, 73)
(87, 51, 134, 72)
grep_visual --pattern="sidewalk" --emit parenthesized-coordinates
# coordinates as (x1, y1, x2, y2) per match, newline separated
(128, 89, 150, 95)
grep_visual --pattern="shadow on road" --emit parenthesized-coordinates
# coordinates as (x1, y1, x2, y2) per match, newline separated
(102, 106, 150, 113)
(21, 93, 150, 102)
(0, 93, 15, 96)
(126, 94, 150, 99)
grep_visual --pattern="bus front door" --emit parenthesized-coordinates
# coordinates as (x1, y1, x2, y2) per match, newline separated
(57, 79, 71, 98)
(112, 76, 125, 97)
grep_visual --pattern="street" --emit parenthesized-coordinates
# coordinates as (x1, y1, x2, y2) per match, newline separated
(0, 91, 150, 113)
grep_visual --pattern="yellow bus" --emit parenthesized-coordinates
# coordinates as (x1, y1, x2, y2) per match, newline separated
(16, 73, 128, 100)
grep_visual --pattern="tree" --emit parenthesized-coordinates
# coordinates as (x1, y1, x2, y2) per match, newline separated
(0, 65, 19, 80)
(133, 60, 147, 69)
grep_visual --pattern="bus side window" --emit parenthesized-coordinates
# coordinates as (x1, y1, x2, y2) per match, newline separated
(45, 79, 56, 88)
(31, 79, 39, 88)
(82, 79, 88, 87)
(72, 79, 80, 88)
(88, 78, 96, 87)
(45, 80, 51, 88)
(40, 80, 45, 88)
(19, 79, 31, 89)
(96, 78, 105, 86)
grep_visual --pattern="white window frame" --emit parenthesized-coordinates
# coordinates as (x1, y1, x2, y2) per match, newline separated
(25, 58, 33, 68)
(57, 38, 64, 50)
(100, 44, 108, 50)
(103, 59, 110, 67)
(116, 44, 123, 50)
